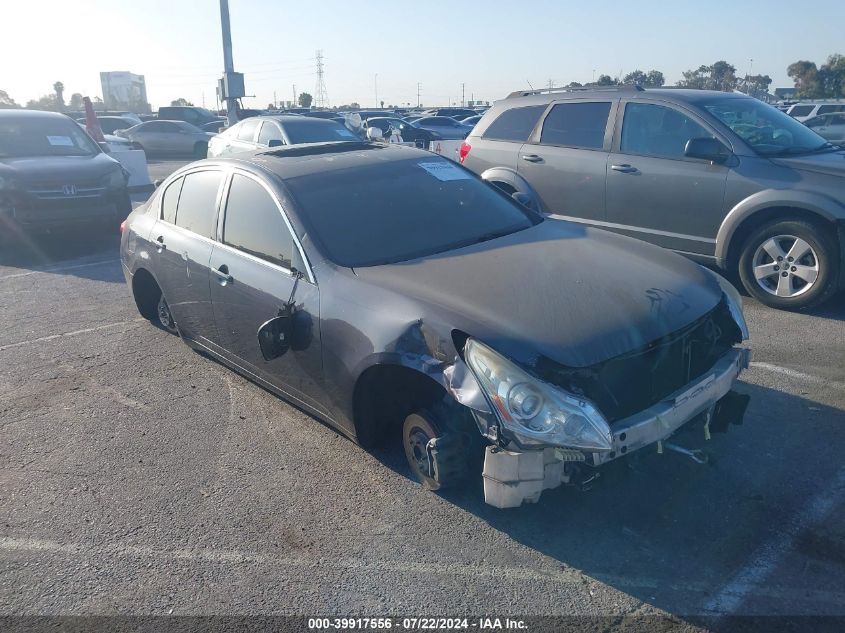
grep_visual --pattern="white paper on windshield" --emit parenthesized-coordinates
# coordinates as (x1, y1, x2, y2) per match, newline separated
(417, 161, 470, 182)
(46, 136, 74, 147)
(335, 128, 356, 138)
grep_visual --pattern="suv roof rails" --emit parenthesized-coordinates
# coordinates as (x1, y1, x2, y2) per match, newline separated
(506, 85, 645, 99)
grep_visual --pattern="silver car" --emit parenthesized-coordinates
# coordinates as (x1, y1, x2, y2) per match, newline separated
(207, 115, 359, 157)
(118, 120, 214, 158)
(413, 116, 472, 140)
(805, 113, 845, 145)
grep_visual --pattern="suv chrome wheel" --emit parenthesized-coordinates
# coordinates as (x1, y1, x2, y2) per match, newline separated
(752, 234, 819, 298)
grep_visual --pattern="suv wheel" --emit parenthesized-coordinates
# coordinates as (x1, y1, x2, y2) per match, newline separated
(738, 219, 839, 310)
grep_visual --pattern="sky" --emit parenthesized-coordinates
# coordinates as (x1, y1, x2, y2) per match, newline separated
(2, 0, 844, 110)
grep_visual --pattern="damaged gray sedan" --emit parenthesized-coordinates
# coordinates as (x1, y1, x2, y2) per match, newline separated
(120, 141, 750, 508)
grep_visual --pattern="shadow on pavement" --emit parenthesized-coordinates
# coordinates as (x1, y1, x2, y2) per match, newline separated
(373, 381, 845, 620)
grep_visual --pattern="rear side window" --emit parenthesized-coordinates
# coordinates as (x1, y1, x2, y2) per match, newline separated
(237, 119, 260, 141)
(161, 176, 183, 223)
(832, 114, 845, 125)
(483, 105, 545, 142)
(788, 105, 813, 117)
(223, 174, 294, 269)
(540, 102, 611, 149)
(174, 170, 223, 238)
(620, 103, 712, 159)
(817, 105, 845, 115)
(258, 121, 282, 145)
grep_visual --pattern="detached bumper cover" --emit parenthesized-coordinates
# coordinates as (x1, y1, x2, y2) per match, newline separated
(593, 347, 750, 465)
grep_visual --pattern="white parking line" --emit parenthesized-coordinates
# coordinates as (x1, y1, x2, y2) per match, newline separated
(0, 319, 144, 352)
(704, 466, 845, 616)
(0, 258, 119, 282)
(750, 362, 845, 391)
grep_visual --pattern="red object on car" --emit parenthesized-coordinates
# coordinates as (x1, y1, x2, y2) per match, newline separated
(83, 97, 106, 143)
(119, 219, 126, 235)
(459, 142, 471, 164)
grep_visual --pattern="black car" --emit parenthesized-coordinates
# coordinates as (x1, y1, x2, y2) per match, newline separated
(120, 142, 750, 508)
(363, 117, 439, 147)
(0, 110, 131, 238)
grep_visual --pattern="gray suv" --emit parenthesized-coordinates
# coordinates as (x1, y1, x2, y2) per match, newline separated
(461, 86, 845, 310)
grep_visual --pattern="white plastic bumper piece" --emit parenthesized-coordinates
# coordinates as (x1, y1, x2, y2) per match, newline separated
(482, 446, 570, 509)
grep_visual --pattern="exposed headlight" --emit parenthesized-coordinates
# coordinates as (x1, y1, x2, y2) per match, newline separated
(464, 338, 613, 452)
(704, 268, 749, 340)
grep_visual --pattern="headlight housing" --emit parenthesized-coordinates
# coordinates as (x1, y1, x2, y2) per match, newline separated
(464, 338, 613, 452)
(704, 268, 749, 340)
(106, 168, 129, 189)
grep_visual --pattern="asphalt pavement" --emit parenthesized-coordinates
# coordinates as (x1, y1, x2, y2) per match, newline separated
(1, 163, 843, 627)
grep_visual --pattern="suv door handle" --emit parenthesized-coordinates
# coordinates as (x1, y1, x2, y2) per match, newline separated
(212, 265, 234, 285)
(521, 154, 543, 163)
(155, 236, 167, 251)
(611, 164, 638, 173)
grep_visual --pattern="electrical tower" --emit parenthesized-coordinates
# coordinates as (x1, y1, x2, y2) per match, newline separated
(314, 50, 329, 108)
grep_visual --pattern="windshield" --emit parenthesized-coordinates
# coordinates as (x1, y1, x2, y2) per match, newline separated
(701, 97, 831, 156)
(282, 120, 360, 144)
(0, 118, 100, 158)
(285, 156, 538, 267)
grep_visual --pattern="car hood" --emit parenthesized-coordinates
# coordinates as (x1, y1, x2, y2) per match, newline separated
(0, 153, 119, 184)
(354, 220, 724, 369)
(770, 149, 845, 178)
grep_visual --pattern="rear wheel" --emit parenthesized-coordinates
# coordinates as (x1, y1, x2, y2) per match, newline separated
(738, 219, 839, 310)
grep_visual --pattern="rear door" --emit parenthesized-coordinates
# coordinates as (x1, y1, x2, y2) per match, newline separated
(224, 118, 261, 155)
(605, 100, 729, 255)
(464, 104, 546, 175)
(517, 99, 615, 222)
(209, 170, 326, 414)
(150, 168, 225, 342)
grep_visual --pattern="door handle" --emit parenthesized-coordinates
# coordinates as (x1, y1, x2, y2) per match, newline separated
(212, 265, 234, 285)
(155, 236, 167, 251)
(521, 154, 543, 163)
(611, 164, 638, 173)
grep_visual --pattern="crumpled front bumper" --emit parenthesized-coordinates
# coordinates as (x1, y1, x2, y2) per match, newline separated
(592, 347, 750, 465)
(481, 347, 751, 508)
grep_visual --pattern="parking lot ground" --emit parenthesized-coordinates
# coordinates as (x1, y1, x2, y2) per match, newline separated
(1, 203, 844, 623)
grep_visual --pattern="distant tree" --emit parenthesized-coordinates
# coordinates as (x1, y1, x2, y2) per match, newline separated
(646, 70, 665, 87)
(26, 94, 61, 111)
(53, 81, 65, 109)
(566, 81, 583, 88)
(678, 61, 737, 91)
(380, 100, 385, 108)
(298, 92, 313, 108)
(0, 89, 19, 109)
(818, 54, 845, 98)
(787, 60, 822, 98)
(170, 97, 194, 106)
(622, 69, 665, 87)
(595, 74, 618, 86)
(737, 74, 772, 98)
(69, 93, 84, 109)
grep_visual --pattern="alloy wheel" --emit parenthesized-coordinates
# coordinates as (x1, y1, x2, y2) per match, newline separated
(751, 234, 820, 298)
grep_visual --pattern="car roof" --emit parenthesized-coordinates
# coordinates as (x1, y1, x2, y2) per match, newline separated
(205, 142, 435, 181)
(0, 109, 74, 121)
(501, 86, 752, 106)
(257, 115, 343, 126)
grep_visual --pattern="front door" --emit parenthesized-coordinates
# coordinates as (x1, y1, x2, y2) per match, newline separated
(209, 171, 326, 415)
(605, 101, 729, 255)
(151, 168, 224, 342)
(517, 100, 615, 222)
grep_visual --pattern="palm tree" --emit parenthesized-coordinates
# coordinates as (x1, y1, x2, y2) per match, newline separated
(53, 81, 64, 110)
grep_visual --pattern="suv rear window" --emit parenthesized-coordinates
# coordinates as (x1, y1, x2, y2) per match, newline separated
(539, 102, 611, 149)
(483, 106, 545, 142)
(788, 105, 813, 117)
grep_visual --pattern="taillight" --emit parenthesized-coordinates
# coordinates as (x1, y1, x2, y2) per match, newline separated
(119, 219, 126, 235)
(459, 141, 471, 164)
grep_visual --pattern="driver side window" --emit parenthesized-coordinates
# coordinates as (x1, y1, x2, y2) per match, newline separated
(621, 103, 713, 160)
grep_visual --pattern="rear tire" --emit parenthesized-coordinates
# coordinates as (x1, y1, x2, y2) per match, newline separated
(738, 219, 839, 311)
